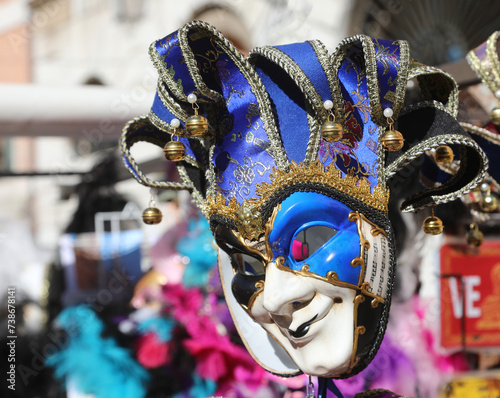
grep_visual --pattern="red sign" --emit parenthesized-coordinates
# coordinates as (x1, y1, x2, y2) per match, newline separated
(440, 241, 500, 349)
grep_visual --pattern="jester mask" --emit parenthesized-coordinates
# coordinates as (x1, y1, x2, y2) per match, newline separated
(122, 22, 486, 378)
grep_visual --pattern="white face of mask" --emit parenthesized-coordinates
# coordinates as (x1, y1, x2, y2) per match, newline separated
(215, 192, 391, 377)
(250, 261, 356, 376)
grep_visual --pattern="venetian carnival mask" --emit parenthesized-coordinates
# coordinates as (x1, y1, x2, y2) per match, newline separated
(121, 21, 487, 378)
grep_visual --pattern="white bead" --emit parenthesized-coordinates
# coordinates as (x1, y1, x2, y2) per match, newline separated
(383, 107, 393, 118)
(323, 100, 334, 110)
(187, 93, 197, 104)
(495, 90, 500, 99)
(170, 118, 181, 128)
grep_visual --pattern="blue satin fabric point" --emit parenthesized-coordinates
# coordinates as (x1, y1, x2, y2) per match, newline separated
(212, 52, 276, 202)
(275, 42, 332, 102)
(269, 192, 361, 286)
(155, 31, 198, 97)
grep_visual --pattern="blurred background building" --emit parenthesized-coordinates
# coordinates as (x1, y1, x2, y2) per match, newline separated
(1, 1, 500, 397)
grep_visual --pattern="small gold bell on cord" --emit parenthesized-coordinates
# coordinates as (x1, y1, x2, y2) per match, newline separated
(321, 100, 343, 142)
(423, 208, 443, 235)
(164, 140, 186, 161)
(142, 207, 162, 225)
(434, 145, 454, 164)
(142, 190, 162, 225)
(381, 108, 404, 151)
(163, 118, 186, 162)
(481, 192, 498, 212)
(480, 182, 498, 212)
(467, 223, 484, 248)
(186, 93, 208, 136)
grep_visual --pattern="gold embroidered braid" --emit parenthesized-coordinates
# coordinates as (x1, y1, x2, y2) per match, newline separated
(393, 40, 410, 119)
(176, 23, 224, 102)
(176, 163, 209, 218)
(306, 40, 344, 165)
(121, 116, 195, 191)
(486, 31, 500, 85)
(148, 43, 191, 102)
(206, 160, 390, 229)
(249, 46, 325, 117)
(409, 61, 459, 117)
(155, 82, 189, 123)
(387, 134, 488, 212)
(304, 111, 321, 165)
(330, 45, 349, 126)
(377, 125, 386, 188)
(206, 144, 218, 199)
(308, 39, 346, 125)
(461, 122, 500, 145)
(148, 22, 222, 102)
(398, 100, 455, 118)
(467, 31, 500, 93)
(359, 36, 384, 126)
(386, 133, 485, 180)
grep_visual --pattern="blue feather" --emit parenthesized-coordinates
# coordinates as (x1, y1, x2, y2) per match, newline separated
(177, 217, 218, 288)
(137, 317, 175, 342)
(46, 306, 149, 398)
(173, 373, 217, 398)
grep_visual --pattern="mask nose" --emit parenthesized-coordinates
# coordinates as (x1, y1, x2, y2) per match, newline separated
(262, 260, 314, 315)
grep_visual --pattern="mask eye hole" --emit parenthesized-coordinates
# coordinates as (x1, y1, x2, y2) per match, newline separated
(292, 225, 338, 261)
(231, 253, 265, 276)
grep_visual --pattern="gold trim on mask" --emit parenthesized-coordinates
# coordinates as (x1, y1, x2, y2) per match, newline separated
(244, 281, 264, 313)
(350, 294, 367, 371)
(237, 209, 387, 310)
(207, 160, 390, 241)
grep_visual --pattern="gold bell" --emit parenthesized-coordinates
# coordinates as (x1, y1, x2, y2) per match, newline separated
(321, 99, 343, 142)
(382, 108, 404, 151)
(381, 129, 404, 151)
(491, 106, 500, 125)
(142, 207, 162, 225)
(481, 192, 498, 212)
(186, 114, 208, 136)
(467, 223, 484, 248)
(434, 145, 454, 164)
(186, 93, 208, 136)
(163, 140, 186, 162)
(423, 208, 443, 235)
(321, 120, 343, 142)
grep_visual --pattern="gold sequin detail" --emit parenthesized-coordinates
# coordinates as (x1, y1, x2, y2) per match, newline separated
(207, 160, 390, 239)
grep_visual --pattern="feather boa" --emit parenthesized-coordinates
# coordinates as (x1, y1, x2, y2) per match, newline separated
(46, 306, 149, 398)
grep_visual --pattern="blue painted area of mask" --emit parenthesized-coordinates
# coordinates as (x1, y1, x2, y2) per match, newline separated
(269, 191, 361, 285)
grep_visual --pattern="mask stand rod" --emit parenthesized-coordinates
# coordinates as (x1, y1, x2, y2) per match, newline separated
(318, 377, 344, 398)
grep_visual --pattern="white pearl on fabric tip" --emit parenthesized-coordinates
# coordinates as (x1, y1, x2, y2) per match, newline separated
(495, 90, 500, 98)
(187, 93, 197, 104)
(323, 100, 334, 110)
(170, 118, 181, 128)
(383, 108, 393, 118)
